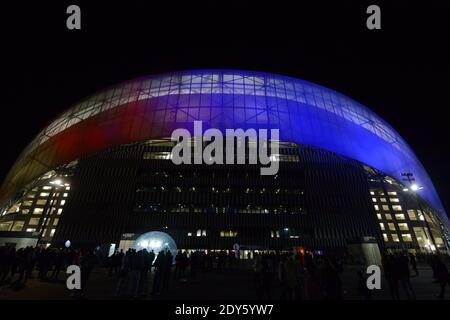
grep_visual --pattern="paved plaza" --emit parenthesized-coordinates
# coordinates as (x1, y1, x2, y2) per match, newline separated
(0, 263, 447, 300)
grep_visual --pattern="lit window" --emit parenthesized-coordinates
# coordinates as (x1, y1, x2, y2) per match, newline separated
(379, 223, 385, 231)
(0, 222, 12, 231)
(57, 208, 63, 215)
(33, 208, 44, 215)
(376, 213, 382, 220)
(392, 205, 402, 211)
(407, 209, 417, 220)
(42, 186, 52, 190)
(22, 200, 33, 207)
(270, 230, 280, 238)
(36, 199, 47, 206)
(143, 151, 172, 160)
(40, 192, 50, 197)
(196, 229, 206, 237)
(27, 192, 36, 199)
(50, 229, 56, 237)
(374, 205, 379, 211)
(398, 223, 409, 231)
(382, 234, 389, 242)
(372, 198, 377, 203)
(390, 198, 400, 203)
(11, 221, 24, 231)
(382, 205, 389, 211)
(388, 223, 396, 231)
(53, 218, 59, 226)
(391, 234, 400, 242)
(419, 214, 425, 221)
(401, 234, 412, 242)
(380, 198, 387, 202)
(385, 214, 392, 220)
(6, 204, 21, 214)
(370, 191, 375, 195)
(65, 186, 70, 191)
(28, 218, 40, 225)
(395, 213, 405, 220)
(187, 232, 192, 237)
(26, 228, 36, 232)
(387, 191, 397, 196)
(378, 191, 385, 196)
(269, 154, 299, 162)
(63, 193, 68, 197)
(60, 200, 66, 206)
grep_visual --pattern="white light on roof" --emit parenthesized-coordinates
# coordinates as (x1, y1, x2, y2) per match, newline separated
(50, 179, 62, 185)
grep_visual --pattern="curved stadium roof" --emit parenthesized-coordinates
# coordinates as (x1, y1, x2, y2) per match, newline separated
(1, 69, 447, 221)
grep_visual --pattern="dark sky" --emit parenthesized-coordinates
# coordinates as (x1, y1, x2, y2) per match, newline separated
(1, 1, 449, 216)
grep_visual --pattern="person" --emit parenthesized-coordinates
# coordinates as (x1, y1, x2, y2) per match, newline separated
(162, 251, 173, 292)
(409, 253, 419, 276)
(77, 249, 98, 297)
(50, 249, 65, 280)
(397, 253, 416, 300)
(382, 254, 400, 300)
(0, 246, 15, 283)
(138, 249, 151, 297)
(279, 255, 300, 300)
(430, 255, 450, 300)
(152, 251, 165, 295)
(115, 249, 131, 297)
(130, 249, 144, 298)
(260, 254, 274, 300)
(253, 253, 263, 299)
(190, 251, 199, 279)
(174, 250, 183, 280)
(356, 270, 371, 300)
(320, 257, 342, 300)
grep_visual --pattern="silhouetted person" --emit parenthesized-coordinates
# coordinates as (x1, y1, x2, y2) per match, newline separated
(397, 253, 415, 299)
(115, 249, 131, 297)
(77, 249, 97, 297)
(409, 253, 419, 276)
(382, 254, 400, 300)
(356, 270, 371, 300)
(430, 255, 449, 300)
(50, 249, 65, 280)
(162, 251, 173, 292)
(152, 251, 165, 295)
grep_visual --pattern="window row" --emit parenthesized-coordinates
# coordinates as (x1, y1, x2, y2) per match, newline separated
(134, 204, 305, 215)
(136, 186, 303, 195)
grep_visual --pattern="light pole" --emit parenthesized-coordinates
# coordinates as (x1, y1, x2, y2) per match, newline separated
(401, 172, 437, 253)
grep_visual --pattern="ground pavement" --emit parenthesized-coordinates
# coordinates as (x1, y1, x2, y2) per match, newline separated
(0, 264, 446, 300)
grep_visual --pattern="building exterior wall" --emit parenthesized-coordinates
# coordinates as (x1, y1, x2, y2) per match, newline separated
(51, 141, 382, 251)
(0, 70, 446, 222)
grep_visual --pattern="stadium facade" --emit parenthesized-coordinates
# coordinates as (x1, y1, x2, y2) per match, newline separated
(0, 70, 449, 257)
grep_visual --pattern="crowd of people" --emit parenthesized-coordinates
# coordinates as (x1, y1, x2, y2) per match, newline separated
(252, 252, 345, 300)
(0, 245, 95, 293)
(109, 249, 239, 297)
(0, 244, 449, 300)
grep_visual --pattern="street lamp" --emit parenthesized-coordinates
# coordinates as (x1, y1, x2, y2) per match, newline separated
(401, 172, 437, 253)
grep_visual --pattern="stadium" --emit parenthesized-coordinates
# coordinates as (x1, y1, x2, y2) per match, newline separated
(0, 70, 449, 259)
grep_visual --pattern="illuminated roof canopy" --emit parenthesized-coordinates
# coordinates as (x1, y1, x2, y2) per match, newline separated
(1, 70, 446, 220)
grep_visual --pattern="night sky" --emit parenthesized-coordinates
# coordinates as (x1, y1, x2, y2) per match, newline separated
(1, 1, 449, 216)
